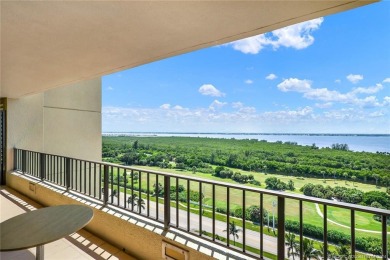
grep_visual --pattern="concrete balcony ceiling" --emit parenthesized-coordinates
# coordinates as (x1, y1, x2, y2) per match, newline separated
(1, 0, 377, 98)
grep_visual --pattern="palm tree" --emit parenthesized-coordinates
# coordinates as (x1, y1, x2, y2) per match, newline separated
(351, 175, 356, 187)
(135, 197, 145, 212)
(223, 221, 241, 246)
(343, 172, 348, 184)
(111, 189, 118, 198)
(285, 232, 298, 260)
(335, 244, 350, 260)
(319, 244, 336, 260)
(372, 174, 380, 188)
(127, 194, 138, 208)
(296, 238, 321, 260)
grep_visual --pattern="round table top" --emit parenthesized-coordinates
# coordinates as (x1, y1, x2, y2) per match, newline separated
(0, 204, 93, 251)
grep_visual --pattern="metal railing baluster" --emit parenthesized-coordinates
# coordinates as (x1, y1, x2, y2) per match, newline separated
(242, 189, 246, 252)
(277, 197, 285, 260)
(227, 186, 230, 247)
(187, 179, 190, 232)
(164, 175, 170, 230)
(147, 173, 150, 217)
(323, 204, 328, 260)
(199, 182, 202, 236)
(382, 215, 388, 260)
(176, 177, 179, 228)
(138, 171, 142, 214)
(212, 184, 215, 242)
(131, 170, 135, 211)
(260, 193, 264, 259)
(123, 168, 127, 208)
(351, 209, 355, 257)
(299, 200, 303, 260)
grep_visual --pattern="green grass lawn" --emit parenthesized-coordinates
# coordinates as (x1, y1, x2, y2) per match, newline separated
(133, 166, 387, 236)
(106, 165, 386, 242)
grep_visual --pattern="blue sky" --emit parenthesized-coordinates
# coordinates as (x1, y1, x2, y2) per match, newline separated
(102, 2, 390, 134)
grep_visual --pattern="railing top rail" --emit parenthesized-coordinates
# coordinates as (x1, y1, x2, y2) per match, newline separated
(15, 148, 390, 216)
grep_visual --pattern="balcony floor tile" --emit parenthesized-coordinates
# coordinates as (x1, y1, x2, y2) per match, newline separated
(0, 186, 137, 260)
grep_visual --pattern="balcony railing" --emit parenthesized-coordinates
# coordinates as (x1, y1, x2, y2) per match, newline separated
(14, 148, 389, 260)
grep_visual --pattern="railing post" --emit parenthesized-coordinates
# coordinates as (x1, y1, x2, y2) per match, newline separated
(13, 148, 17, 170)
(22, 150, 26, 173)
(277, 196, 285, 260)
(40, 153, 46, 180)
(383, 215, 388, 260)
(164, 175, 170, 230)
(103, 165, 109, 205)
(65, 158, 70, 190)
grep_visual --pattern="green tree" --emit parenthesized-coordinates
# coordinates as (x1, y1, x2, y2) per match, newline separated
(127, 194, 138, 207)
(343, 172, 349, 184)
(372, 173, 380, 188)
(135, 197, 145, 212)
(321, 171, 326, 183)
(335, 244, 350, 260)
(131, 172, 139, 183)
(351, 175, 356, 187)
(287, 180, 295, 191)
(223, 221, 241, 246)
(153, 182, 164, 197)
(111, 189, 118, 198)
(285, 232, 298, 260)
(296, 238, 321, 260)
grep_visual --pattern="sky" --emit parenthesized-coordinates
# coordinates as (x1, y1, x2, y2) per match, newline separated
(102, 2, 390, 134)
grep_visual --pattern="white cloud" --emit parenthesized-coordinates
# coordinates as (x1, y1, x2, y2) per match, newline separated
(277, 78, 388, 108)
(160, 103, 171, 109)
(277, 78, 312, 93)
(231, 101, 256, 113)
(383, 78, 390, 83)
(368, 111, 385, 117)
(199, 84, 225, 97)
(173, 105, 184, 110)
(271, 18, 323, 49)
(315, 102, 333, 108)
(346, 74, 363, 84)
(303, 88, 349, 102)
(266, 74, 277, 80)
(238, 106, 256, 114)
(263, 106, 313, 120)
(229, 34, 270, 54)
(245, 79, 254, 84)
(209, 100, 227, 111)
(232, 102, 244, 109)
(107, 86, 114, 90)
(226, 18, 323, 54)
(352, 84, 383, 94)
(335, 79, 341, 83)
(102, 105, 388, 133)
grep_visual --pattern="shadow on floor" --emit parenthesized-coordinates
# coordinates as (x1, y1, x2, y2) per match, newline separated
(0, 186, 136, 260)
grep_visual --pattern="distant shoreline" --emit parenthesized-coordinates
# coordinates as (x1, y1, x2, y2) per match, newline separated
(103, 132, 390, 137)
(102, 132, 390, 153)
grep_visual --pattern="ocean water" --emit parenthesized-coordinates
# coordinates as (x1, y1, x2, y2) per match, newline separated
(103, 132, 390, 153)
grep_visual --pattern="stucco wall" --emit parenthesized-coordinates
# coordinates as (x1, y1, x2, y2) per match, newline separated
(6, 94, 44, 172)
(6, 78, 102, 173)
(43, 78, 102, 161)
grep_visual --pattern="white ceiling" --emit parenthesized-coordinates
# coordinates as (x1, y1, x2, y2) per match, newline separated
(0, 0, 377, 98)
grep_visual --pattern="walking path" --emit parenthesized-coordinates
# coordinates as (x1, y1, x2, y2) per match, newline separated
(314, 203, 390, 234)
